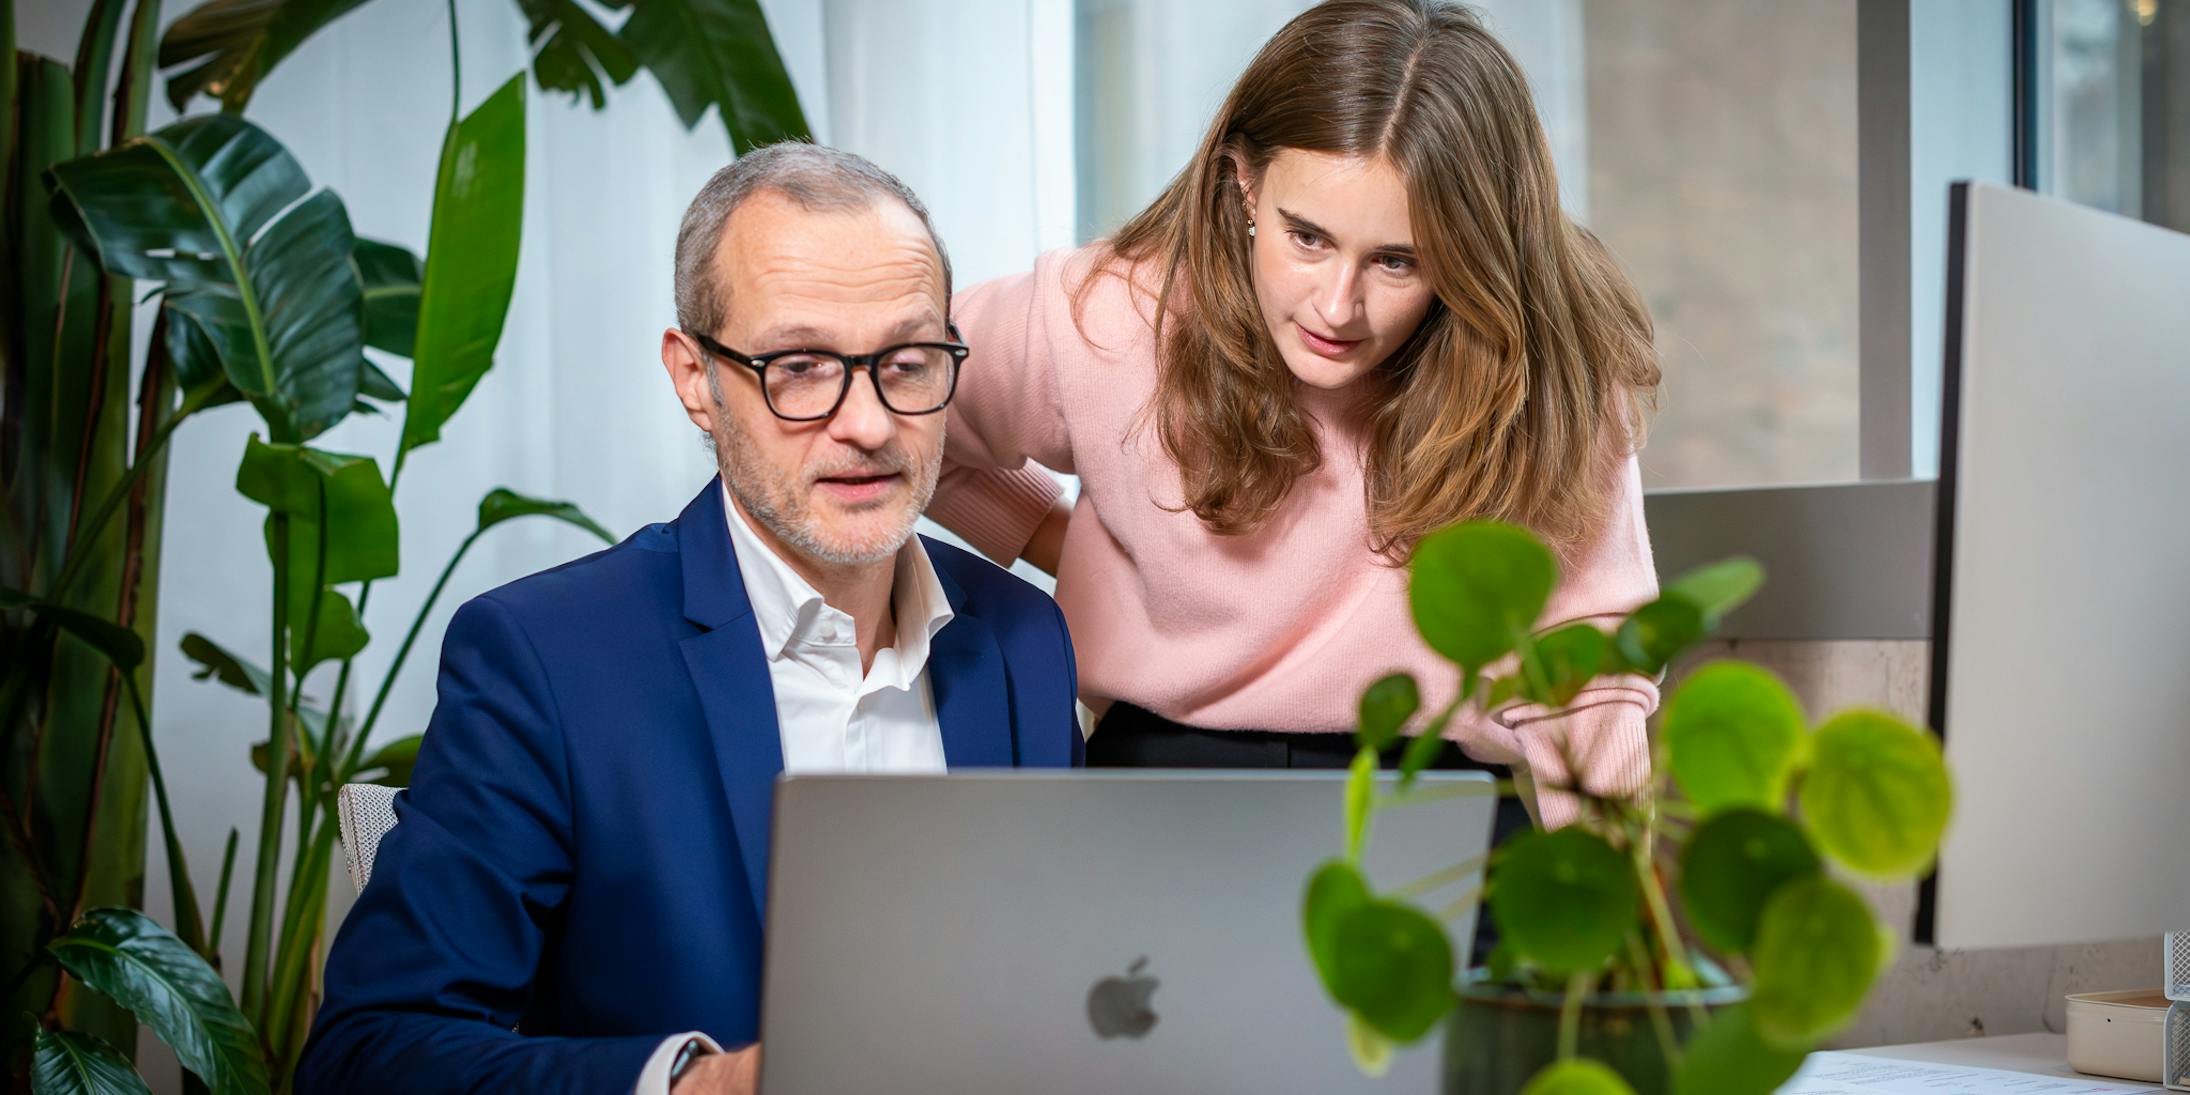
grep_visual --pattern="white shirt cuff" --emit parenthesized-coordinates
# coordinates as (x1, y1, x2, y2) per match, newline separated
(634, 1031, 722, 1095)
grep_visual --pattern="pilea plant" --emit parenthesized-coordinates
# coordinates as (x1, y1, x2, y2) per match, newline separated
(1304, 521, 1952, 1095)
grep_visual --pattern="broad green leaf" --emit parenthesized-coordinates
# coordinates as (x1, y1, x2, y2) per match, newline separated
(1303, 859, 1371, 1000)
(1660, 662, 1806, 814)
(162, 297, 242, 405)
(1519, 1058, 1638, 1095)
(1798, 710, 1952, 878)
(1344, 748, 1376, 863)
(179, 632, 337, 740)
(1356, 673, 1419, 752)
(1397, 726, 1447, 784)
(1487, 828, 1638, 975)
(404, 74, 526, 457)
(267, 553, 369, 671)
(47, 908, 271, 1095)
(619, 0, 811, 152)
(1531, 623, 1609, 707)
(1672, 1005, 1808, 1095)
(30, 1029, 152, 1095)
(1, 586, 146, 669)
(1408, 522, 1557, 675)
(1678, 809, 1821, 953)
(1750, 876, 1882, 1047)
(1345, 1013, 1394, 1078)
(236, 437, 399, 584)
(1329, 899, 1455, 1043)
(248, 730, 318, 781)
(478, 487, 616, 544)
(1612, 596, 1706, 676)
(520, 0, 641, 109)
(358, 359, 405, 403)
(49, 114, 364, 439)
(157, 0, 373, 112)
(1663, 558, 1764, 624)
(355, 237, 421, 357)
(354, 733, 422, 786)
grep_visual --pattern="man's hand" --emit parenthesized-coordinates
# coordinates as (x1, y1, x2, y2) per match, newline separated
(671, 1044, 760, 1094)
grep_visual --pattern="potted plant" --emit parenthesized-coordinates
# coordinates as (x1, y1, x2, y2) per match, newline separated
(1303, 522, 1952, 1094)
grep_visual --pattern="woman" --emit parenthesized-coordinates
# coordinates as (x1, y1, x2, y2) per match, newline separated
(926, 0, 1661, 833)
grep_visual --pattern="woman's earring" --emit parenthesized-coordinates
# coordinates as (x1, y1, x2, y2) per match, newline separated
(1246, 220, 1257, 238)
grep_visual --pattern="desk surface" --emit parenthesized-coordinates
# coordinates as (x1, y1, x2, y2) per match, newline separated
(1846, 1033, 2164, 1091)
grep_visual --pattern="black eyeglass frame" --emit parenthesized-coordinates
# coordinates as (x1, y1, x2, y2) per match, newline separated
(685, 325, 970, 422)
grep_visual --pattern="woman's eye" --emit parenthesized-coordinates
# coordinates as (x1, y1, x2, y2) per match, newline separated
(1287, 229, 1323, 249)
(1375, 254, 1415, 274)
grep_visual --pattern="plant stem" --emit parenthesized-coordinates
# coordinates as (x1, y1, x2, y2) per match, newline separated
(445, 0, 461, 121)
(48, 382, 216, 603)
(1390, 854, 1488, 901)
(1557, 971, 1589, 1061)
(241, 510, 295, 1023)
(124, 675, 204, 953)
(1435, 887, 1483, 923)
(1629, 933, 1683, 1068)
(209, 827, 240, 965)
(341, 529, 481, 778)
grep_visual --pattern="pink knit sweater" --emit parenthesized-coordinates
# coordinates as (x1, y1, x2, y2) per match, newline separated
(927, 246, 1661, 826)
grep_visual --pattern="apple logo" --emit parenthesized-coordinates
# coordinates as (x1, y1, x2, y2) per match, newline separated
(1086, 957, 1160, 1040)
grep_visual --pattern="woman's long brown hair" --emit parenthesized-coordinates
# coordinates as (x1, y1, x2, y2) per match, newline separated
(1091, 0, 1660, 559)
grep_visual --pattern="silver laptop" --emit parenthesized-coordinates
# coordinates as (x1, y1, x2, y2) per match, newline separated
(758, 770, 1497, 1094)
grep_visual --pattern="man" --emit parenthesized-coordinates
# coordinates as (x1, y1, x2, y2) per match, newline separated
(298, 144, 1083, 1095)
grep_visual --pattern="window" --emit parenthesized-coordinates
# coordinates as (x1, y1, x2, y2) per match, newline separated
(2035, 0, 2190, 233)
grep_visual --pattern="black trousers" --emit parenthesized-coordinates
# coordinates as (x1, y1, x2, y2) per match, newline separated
(1088, 701, 1529, 962)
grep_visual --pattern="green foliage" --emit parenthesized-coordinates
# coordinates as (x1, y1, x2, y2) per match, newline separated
(1519, 1059, 1639, 1095)
(1749, 876, 1885, 1046)
(1408, 522, 1557, 675)
(1678, 810, 1821, 953)
(1659, 662, 1807, 814)
(1799, 710, 1954, 877)
(403, 74, 527, 458)
(46, 909, 270, 1094)
(1356, 672, 1419, 751)
(30, 1030, 152, 1095)
(1308, 520, 1956, 1093)
(1485, 828, 1639, 976)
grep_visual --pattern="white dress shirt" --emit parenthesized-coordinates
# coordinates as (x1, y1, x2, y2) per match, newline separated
(635, 483, 954, 1093)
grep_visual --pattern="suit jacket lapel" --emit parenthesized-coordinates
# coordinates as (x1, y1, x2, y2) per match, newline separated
(675, 481, 784, 919)
(925, 545, 1016, 769)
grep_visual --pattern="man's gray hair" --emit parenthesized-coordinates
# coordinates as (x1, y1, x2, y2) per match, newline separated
(673, 141, 954, 338)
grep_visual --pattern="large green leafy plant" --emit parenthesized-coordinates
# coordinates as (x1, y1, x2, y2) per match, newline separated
(5, 1, 808, 1090)
(1304, 523, 1952, 1094)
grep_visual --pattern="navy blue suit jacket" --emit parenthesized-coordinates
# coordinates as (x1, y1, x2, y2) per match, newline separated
(298, 480, 1082, 1094)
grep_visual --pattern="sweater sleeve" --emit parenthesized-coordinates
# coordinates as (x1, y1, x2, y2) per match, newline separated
(927, 250, 1086, 563)
(1449, 446, 1662, 829)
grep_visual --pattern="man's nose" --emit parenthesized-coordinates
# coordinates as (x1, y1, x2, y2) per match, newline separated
(825, 367, 897, 450)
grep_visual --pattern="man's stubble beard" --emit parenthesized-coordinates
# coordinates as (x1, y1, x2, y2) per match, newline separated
(711, 407, 944, 568)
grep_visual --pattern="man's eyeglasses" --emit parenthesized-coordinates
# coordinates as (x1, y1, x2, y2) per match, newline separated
(686, 327, 969, 422)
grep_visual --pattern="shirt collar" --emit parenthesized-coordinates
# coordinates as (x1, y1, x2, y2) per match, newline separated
(719, 481, 955, 682)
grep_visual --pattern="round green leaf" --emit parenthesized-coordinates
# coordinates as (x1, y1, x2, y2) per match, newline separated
(1345, 747, 1377, 862)
(1357, 672, 1421, 752)
(1532, 623, 1610, 707)
(1329, 899, 1456, 1043)
(1520, 1058, 1639, 1095)
(1672, 1005, 1808, 1095)
(1798, 709, 1952, 877)
(1664, 558, 1765, 624)
(1409, 522, 1557, 674)
(46, 908, 270, 1095)
(1303, 859, 1371, 999)
(1487, 828, 1639, 975)
(1661, 662, 1806, 814)
(1749, 876, 1882, 1046)
(1678, 809, 1823, 953)
(31, 1029, 153, 1095)
(1613, 596, 1706, 675)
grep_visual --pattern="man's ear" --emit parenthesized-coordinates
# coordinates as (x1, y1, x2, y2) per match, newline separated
(661, 328, 717, 436)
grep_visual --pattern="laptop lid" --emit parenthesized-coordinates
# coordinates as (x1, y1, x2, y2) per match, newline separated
(759, 770, 1497, 1094)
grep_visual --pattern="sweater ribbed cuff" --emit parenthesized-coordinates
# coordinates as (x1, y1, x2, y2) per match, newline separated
(1511, 700, 1653, 830)
(927, 465, 1065, 566)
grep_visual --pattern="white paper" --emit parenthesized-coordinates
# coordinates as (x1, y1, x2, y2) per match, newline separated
(1781, 1051, 2157, 1093)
